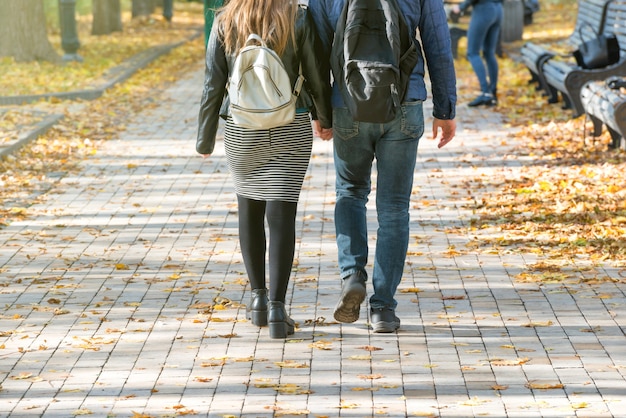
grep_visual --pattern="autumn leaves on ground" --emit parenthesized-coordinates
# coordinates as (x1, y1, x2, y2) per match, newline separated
(455, 1, 626, 274)
(1, 0, 625, 277)
(0, 3, 206, 226)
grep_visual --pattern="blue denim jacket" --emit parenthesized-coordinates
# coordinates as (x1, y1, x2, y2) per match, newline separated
(308, 0, 457, 120)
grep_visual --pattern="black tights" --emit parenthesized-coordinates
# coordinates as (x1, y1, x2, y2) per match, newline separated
(237, 195, 297, 302)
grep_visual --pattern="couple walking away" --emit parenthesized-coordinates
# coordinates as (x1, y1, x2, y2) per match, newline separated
(196, 0, 457, 338)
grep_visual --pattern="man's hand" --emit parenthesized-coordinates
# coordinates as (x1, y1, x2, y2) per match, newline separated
(432, 118, 456, 149)
(312, 120, 333, 141)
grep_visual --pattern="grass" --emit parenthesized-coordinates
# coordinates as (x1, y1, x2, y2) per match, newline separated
(0, 1, 204, 97)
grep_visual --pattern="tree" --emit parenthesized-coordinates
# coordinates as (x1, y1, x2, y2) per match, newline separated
(92, 0, 122, 35)
(0, 0, 59, 62)
(132, 0, 156, 19)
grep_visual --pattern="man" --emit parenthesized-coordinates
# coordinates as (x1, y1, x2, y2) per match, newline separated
(309, 0, 457, 332)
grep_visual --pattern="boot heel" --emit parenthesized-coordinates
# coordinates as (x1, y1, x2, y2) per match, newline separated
(268, 301, 295, 339)
(269, 321, 288, 339)
(246, 289, 268, 327)
(249, 309, 268, 327)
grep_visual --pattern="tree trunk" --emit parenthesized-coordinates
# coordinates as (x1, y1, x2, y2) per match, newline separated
(162, 0, 173, 22)
(132, 0, 155, 19)
(0, 0, 59, 62)
(92, 0, 122, 35)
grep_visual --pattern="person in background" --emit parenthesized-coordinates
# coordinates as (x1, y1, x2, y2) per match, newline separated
(196, 0, 332, 339)
(452, 0, 503, 106)
(309, 0, 456, 333)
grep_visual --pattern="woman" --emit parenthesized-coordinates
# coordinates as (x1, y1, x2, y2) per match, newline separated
(196, 0, 332, 339)
(453, 0, 503, 106)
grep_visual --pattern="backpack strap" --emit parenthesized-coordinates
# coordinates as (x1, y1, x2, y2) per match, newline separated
(244, 32, 304, 97)
(293, 64, 304, 96)
(245, 33, 265, 47)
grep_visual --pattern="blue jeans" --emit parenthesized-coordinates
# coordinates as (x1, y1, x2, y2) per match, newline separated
(466, 2, 503, 94)
(333, 103, 424, 310)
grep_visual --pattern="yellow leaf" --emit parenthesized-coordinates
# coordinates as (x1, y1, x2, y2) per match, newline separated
(11, 372, 33, 380)
(209, 317, 235, 322)
(131, 412, 155, 418)
(275, 360, 309, 368)
(339, 400, 359, 409)
(526, 382, 564, 390)
(309, 340, 333, 350)
(275, 410, 310, 416)
(348, 355, 372, 360)
(490, 357, 529, 366)
(459, 396, 490, 406)
(522, 321, 553, 327)
(358, 374, 384, 380)
(399, 287, 422, 293)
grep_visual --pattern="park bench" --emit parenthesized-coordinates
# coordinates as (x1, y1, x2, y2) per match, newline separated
(519, 0, 611, 94)
(580, 77, 626, 149)
(540, 0, 626, 116)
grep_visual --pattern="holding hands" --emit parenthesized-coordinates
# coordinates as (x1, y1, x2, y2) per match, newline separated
(312, 120, 333, 140)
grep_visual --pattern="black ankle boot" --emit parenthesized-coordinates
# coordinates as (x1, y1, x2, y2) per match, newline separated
(268, 301, 295, 339)
(246, 289, 268, 326)
(468, 93, 497, 107)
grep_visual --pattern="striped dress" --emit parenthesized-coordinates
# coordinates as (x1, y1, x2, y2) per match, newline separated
(223, 112, 313, 203)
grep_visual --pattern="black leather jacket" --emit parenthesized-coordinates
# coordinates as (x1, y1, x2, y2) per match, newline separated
(196, 6, 332, 155)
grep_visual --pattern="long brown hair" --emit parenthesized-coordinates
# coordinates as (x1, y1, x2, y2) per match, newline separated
(217, 0, 298, 56)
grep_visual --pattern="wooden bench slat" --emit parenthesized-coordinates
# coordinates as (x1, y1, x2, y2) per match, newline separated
(581, 80, 626, 149)
(519, 0, 612, 92)
(541, 0, 626, 116)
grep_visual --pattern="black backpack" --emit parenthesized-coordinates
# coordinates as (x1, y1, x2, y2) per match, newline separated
(331, 0, 418, 123)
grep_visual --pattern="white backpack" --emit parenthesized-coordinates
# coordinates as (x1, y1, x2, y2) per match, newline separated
(228, 34, 304, 130)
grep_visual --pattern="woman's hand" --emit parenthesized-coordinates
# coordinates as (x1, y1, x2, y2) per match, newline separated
(312, 120, 333, 141)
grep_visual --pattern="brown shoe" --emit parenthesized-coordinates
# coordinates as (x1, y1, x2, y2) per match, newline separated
(333, 272, 367, 323)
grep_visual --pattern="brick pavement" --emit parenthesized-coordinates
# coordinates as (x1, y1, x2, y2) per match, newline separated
(1, 66, 625, 417)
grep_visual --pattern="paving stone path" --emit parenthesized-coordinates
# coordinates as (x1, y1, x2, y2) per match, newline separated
(1, 67, 625, 417)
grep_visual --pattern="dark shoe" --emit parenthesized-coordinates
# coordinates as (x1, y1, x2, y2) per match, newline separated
(370, 307, 400, 333)
(468, 93, 496, 107)
(246, 288, 268, 327)
(268, 301, 295, 339)
(333, 272, 367, 323)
